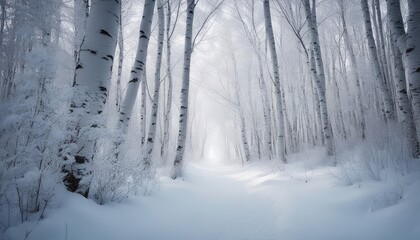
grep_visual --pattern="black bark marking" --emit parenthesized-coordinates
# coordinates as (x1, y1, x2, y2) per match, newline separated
(75, 155, 87, 164)
(76, 64, 83, 69)
(406, 47, 414, 54)
(63, 173, 78, 192)
(100, 29, 112, 38)
(129, 78, 139, 83)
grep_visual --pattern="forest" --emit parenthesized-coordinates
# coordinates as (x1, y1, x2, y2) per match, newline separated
(1, 0, 420, 239)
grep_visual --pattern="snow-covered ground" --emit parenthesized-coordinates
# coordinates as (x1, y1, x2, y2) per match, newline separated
(4, 158, 420, 240)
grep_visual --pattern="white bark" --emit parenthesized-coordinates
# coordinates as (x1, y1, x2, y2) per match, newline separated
(118, 0, 156, 134)
(303, 0, 335, 156)
(140, 72, 147, 145)
(310, 49, 324, 146)
(172, 0, 195, 179)
(116, 11, 124, 109)
(143, 0, 164, 169)
(64, 0, 120, 197)
(406, 0, 420, 151)
(361, 0, 395, 120)
(372, 0, 392, 92)
(387, 0, 419, 157)
(73, 0, 89, 64)
(387, 0, 406, 53)
(263, 0, 286, 163)
(161, 0, 175, 158)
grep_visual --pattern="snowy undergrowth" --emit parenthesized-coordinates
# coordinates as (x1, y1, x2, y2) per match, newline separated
(333, 120, 414, 187)
(3, 152, 420, 240)
(0, 46, 72, 233)
(2, 114, 420, 239)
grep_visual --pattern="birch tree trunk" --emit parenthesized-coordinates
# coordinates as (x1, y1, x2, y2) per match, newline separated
(263, 0, 286, 163)
(73, 0, 89, 65)
(387, 0, 406, 52)
(118, 0, 155, 134)
(303, 0, 335, 156)
(256, 55, 273, 159)
(361, 0, 395, 120)
(116, 11, 124, 109)
(172, 0, 195, 179)
(406, 0, 420, 149)
(339, 0, 366, 139)
(143, 0, 164, 169)
(63, 0, 120, 197)
(232, 53, 251, 162)
(372, 0, 392, 91)
(387, 0, 419, 157)
(161, 0, 175, 158)
(140, 72, 147, 145)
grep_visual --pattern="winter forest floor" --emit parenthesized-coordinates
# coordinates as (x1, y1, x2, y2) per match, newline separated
(4, 152, 420, 240)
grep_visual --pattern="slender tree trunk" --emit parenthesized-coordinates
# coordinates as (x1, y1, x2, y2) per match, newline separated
(340, 1, 366, 139)
(303, 0, 335, 156)
(0, 1, 5, 55)
(143, 0, 164, 169)
(161, 0, 174, 158)
(172, 0, 195, 179)
(118, 0, 156, 134)
(392, 39, 419, 157)
(116, 10, 124, 109)
(406, 0, 420, 148)
(372, 0, 392, 92)
(361, 0, 395, 120)
(256, 55, 273, 159)
(63, 0, 120, 197)
(73, 0, 89, 66)
(232, 53, 251, 162)
(263, 0, 286, 163)
(387, 0, 419, 157)
(387, 0, 406, 52)
(140, 72, 147, 145)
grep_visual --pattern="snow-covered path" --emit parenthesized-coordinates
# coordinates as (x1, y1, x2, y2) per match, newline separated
(6, 160, 420, 240)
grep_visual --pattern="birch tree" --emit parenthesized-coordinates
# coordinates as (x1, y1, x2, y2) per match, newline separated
(386, 0, 419, 157)
(116, 7, 124, 109)
(73, 0, 89, 65)
(143, 0, 164, 169)
(118, 0, 156, 134)
(172, 0, 195, 179)
(263, 0, 287, 163)
(140, 72, 147, 145)
(233, 0, 274, 159)
(405, 0, 420, 148)
(63, 0, 121, 197)
(339, 0, 366, 139)
(303, 0, 335, 156)
(231, 48, 251, 162)
(360, 0, 395, 121)
(161, 0, 180, 158)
